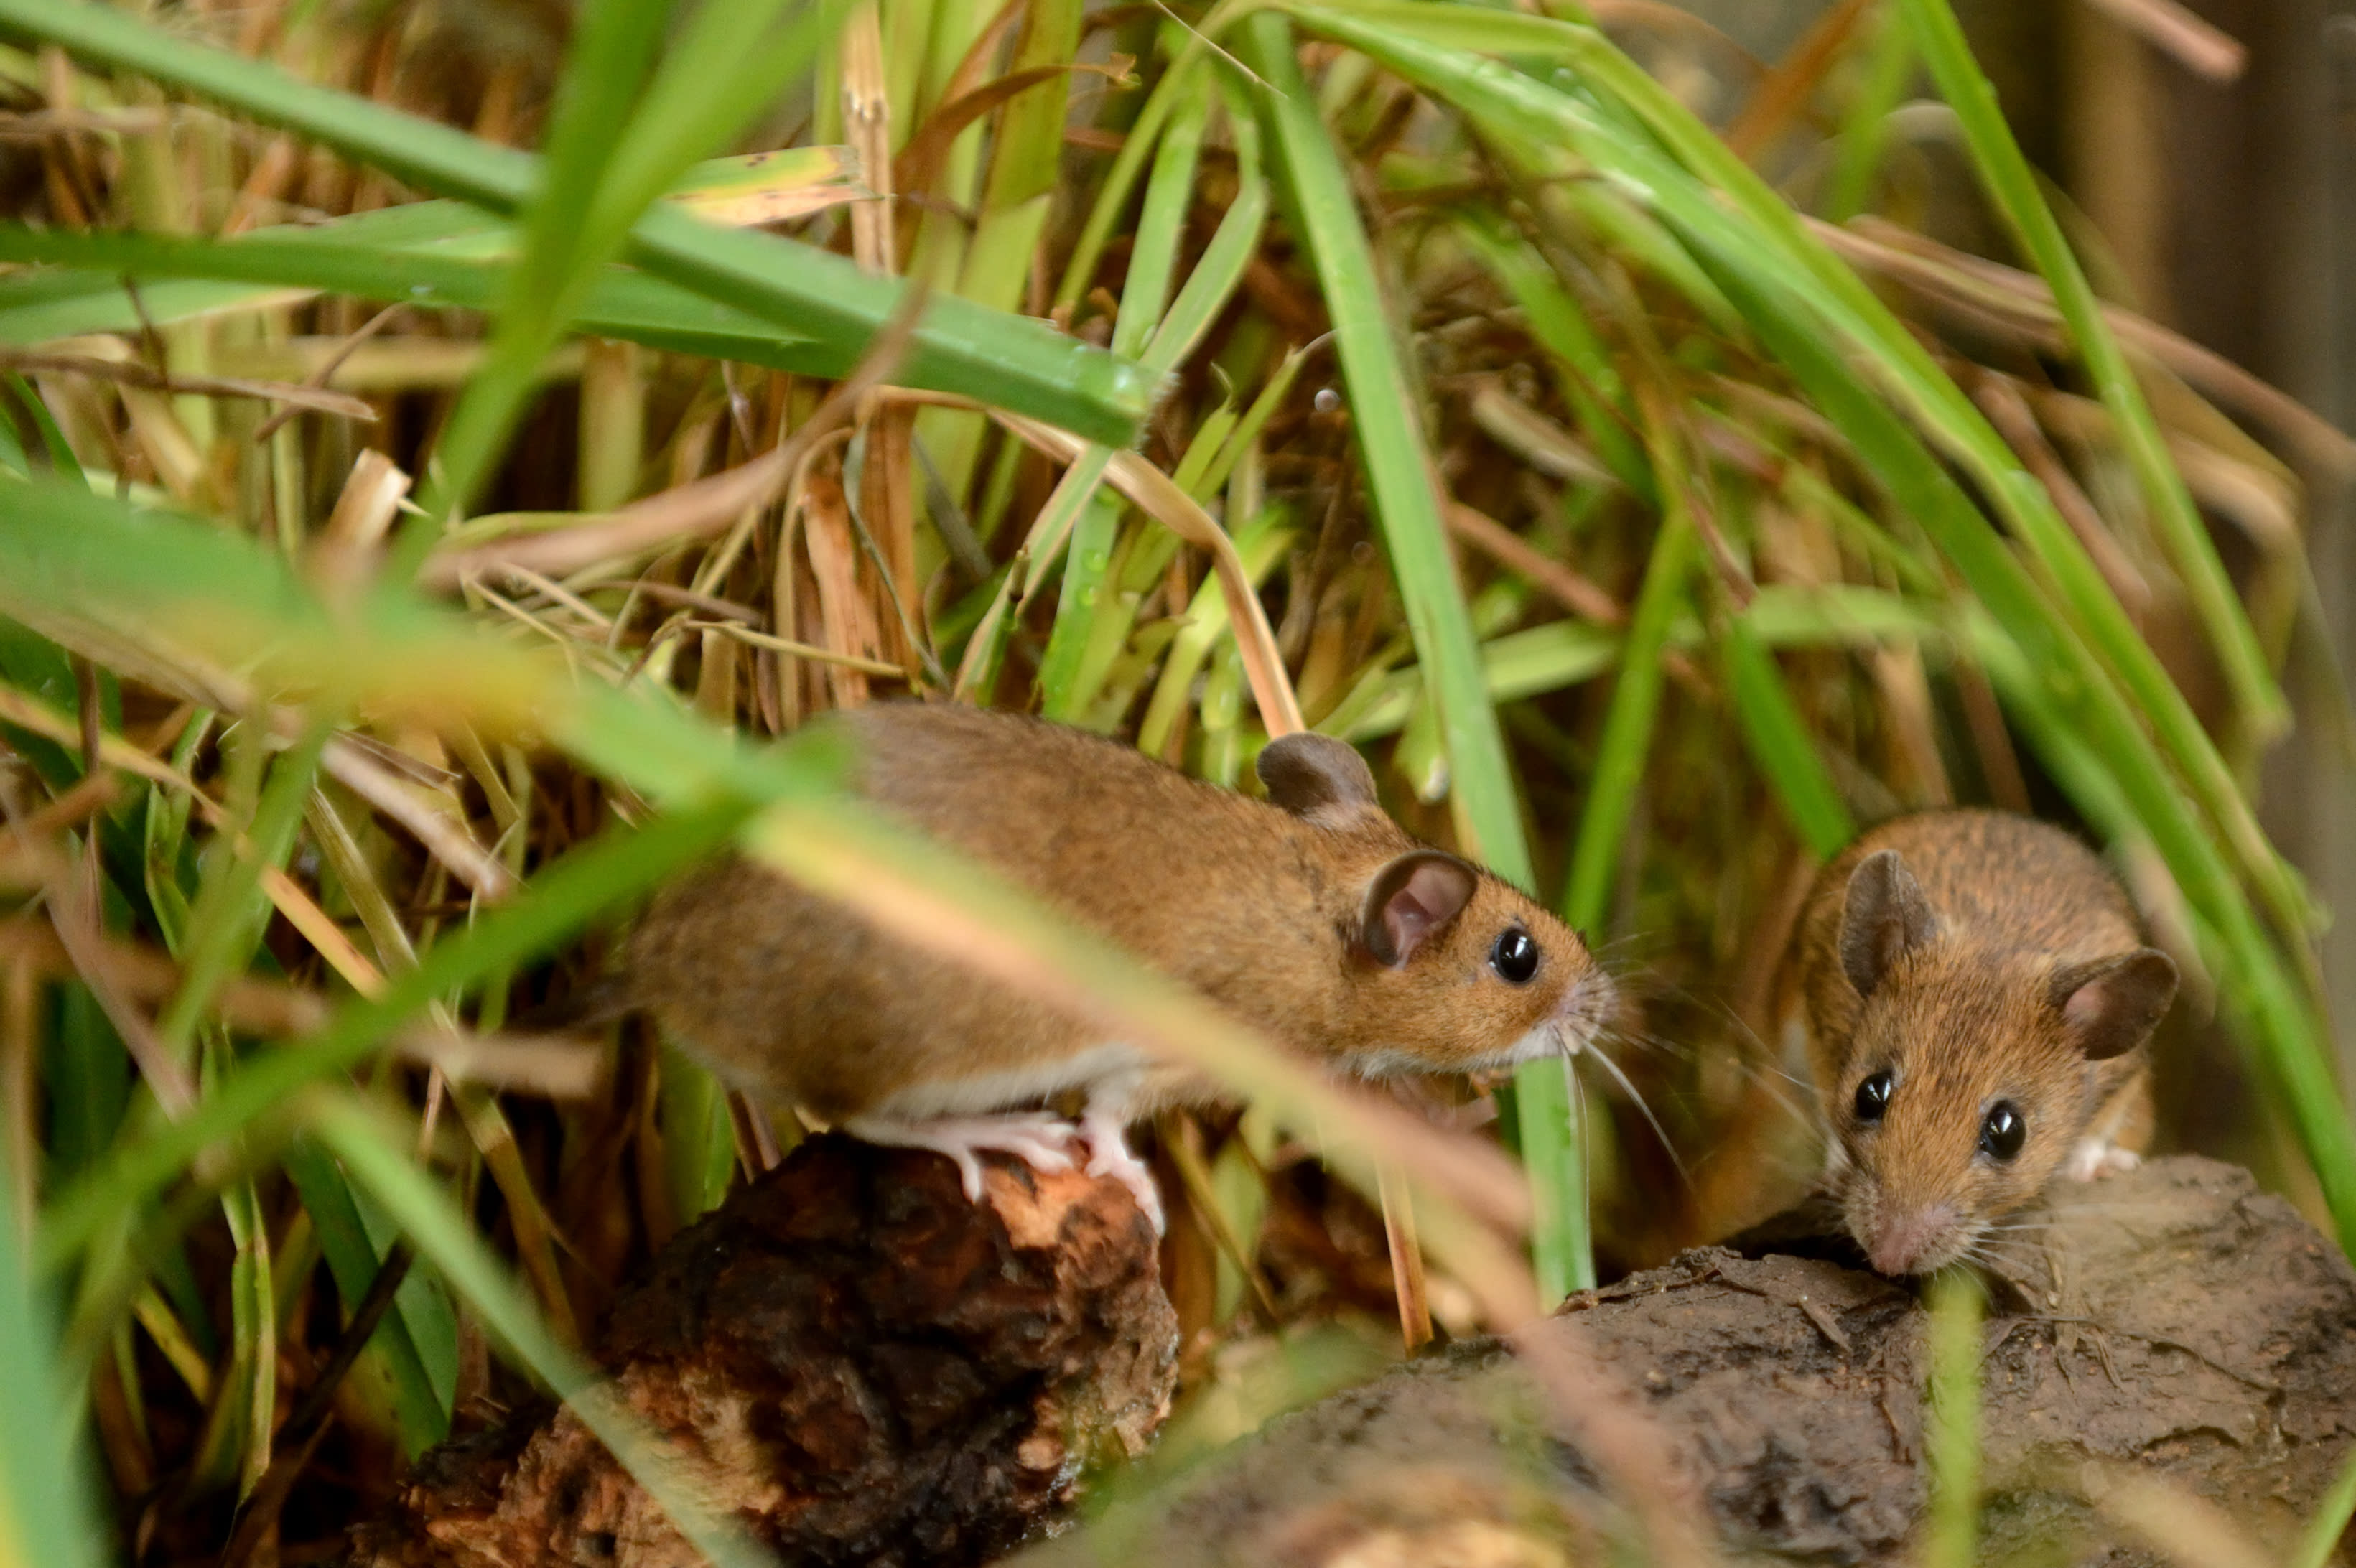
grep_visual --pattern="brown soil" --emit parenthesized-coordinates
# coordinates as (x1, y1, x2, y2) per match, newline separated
(1029, 1156, 2356, 1566)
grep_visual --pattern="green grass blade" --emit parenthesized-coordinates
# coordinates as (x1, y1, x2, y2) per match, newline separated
(962, 0, 1081, 313)
(1137, 508, 1295, 755)
(1896, 0, 2284, 741)
(1451, 212, 1650, 498)
(0, 0, 1159, 447)
(1238, 13, 1531, 885)
(1924, 1269, 1983, 1568)
(280, 1137, 454, 1453)
(1040, 493, 1128, 722)
(1721, 616, 1855, 862)
(1038, 78, 1209, 721)
(1238, 9, 1577, 1290)
(411, 0, 854, 553)
(659, 1047, 740, 1227)
(1560, 503, 1692, 937)
(0, 224, 834, 373)
(0, 1164, 103, 1568)
(0, 149, 860, 345)
(1821, 9, 1912, 223)
(1113, 71, 1206, 362)
(409, 0, 678, 535)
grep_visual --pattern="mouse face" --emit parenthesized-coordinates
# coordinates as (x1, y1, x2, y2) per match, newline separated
(1829, 956, 2101, 1274)
(1331, 851, 1617, 1079)
(1254, 733, 1617, 1078)
(1823, 847, 2177, 1276)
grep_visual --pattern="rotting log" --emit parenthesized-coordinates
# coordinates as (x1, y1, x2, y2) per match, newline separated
(1024, 1156, 2356, 1566)
(344, 1133, 1177, 1568)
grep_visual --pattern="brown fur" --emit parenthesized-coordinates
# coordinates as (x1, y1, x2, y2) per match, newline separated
(1776, 810, 2174, 1275)
(627, 704, 1615, 1123)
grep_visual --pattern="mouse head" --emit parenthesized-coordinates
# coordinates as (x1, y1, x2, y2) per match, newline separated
(1256, 734, 1617, 1078)
(1824, 848, 2176, 1277)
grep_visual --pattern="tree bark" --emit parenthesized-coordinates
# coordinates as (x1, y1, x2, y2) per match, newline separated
(345, 1134, 1177, 1568)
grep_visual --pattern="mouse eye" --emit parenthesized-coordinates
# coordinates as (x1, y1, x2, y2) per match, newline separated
(1980, 1102, 2026, 1162)
(1853, 1069, 1894, 1124)
(1490, 928, 1538, 984)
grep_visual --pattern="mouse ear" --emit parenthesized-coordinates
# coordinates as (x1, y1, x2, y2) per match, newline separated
(2049, 948, 2177, 1061)
(1258, 734, 1382, 827)
(1359, 850, 1478, 967)
(1838, 849, 1939, 1001)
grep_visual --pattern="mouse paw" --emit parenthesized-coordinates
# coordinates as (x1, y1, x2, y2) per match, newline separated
(2066, 1138, 2141, 1182)
(1079, 1107, 1165, 1235)
(844, 1112, 1080, 1202)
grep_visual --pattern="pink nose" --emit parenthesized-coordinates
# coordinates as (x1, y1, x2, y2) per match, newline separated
(1867, 1205, 1959, 1277)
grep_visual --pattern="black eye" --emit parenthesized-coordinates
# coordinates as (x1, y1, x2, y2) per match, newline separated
(1491, 928, 1538, 984)
(1980, 1102, 2026, 1162)
(1853, 1069, 1894, 1124)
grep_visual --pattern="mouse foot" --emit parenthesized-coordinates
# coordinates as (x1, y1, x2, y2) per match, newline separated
(844, 1112, 1079, 1203)
(2066, 1139, 2141, 1182)
(1079, 1107, 1164, 1235)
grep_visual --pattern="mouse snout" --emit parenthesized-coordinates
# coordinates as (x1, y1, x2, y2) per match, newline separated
(1857, 1199, 1965, 1277)
(1550, 966, 1618, 1052)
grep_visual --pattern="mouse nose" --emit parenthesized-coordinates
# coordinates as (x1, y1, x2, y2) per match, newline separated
(1866, 1203, 1960, 1277)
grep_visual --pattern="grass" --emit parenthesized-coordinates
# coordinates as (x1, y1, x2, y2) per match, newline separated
(0, 0, 2346, 1560)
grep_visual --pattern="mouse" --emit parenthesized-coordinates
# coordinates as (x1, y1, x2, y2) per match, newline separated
(624, 702, 1619, 1231)
(1774, 808, 2177, 1277)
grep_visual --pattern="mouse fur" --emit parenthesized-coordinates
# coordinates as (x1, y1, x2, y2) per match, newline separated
(1777, 809, 2176, 1277)
(625, 703, 1617, 1221)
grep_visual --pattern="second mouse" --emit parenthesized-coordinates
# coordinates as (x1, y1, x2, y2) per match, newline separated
(1777, 809, 2178, 1277)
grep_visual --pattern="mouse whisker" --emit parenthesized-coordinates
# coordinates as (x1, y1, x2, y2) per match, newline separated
(1570, 1047, 1596, 1253)
(1580, 1041, 1690, 1188)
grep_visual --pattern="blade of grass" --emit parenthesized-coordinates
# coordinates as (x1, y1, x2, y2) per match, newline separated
(279, 1135, 453, 1453)
(1038, 73, 1208, 721)
(1451, 212, 1650, 498)
(410, 0, 681, 536)
(0, 149, 862, 345)
(413, 0, 863, 556)
(1136, 507, 1295, 756)
(0, 1162, 103, 1568)
(1235, 13, 1531, 882)
(1721, 615, 1856, 862)
(1820, 8, 1912, 223)
(1896, 0, 2284, 742)
(1234, 12, 1583, 1290)
(1237, 7, 1578, 1305)
(1924, 1269, 1983, 1568)
(0, 225, 835, 374)
(0, 0, 1160, 449)
(1560, 424, 1695, 939)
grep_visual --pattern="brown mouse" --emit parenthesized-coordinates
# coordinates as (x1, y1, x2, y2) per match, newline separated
(625, 703, 1618, 1230)
(1776, 809, 2177, 1277)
